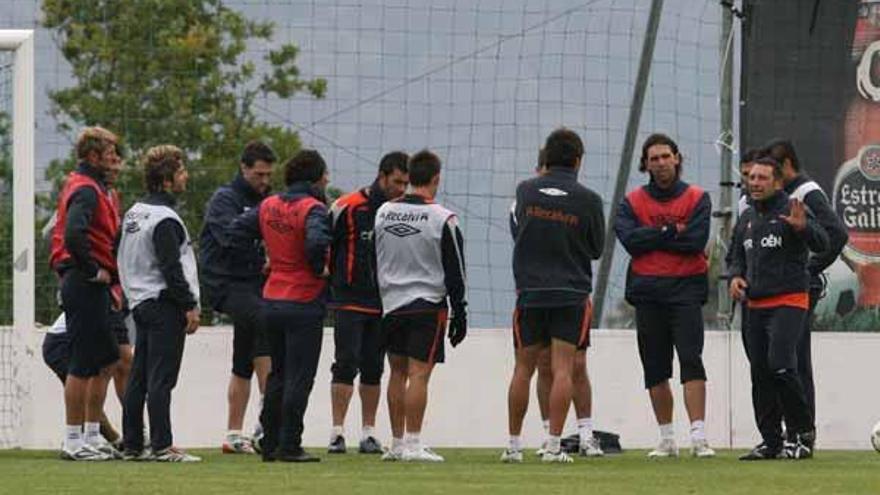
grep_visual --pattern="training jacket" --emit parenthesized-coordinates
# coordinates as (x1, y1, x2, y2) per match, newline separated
(615, 179, 710, 305)
(328, 181, 388, 313)
(511, 167, 605, 308)
(729, 190, 830, 305)
(199, 173, 268, 305)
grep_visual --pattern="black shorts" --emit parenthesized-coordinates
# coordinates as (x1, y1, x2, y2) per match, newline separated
(218, 283, 270, 378)
(635, 302, 706, 388)
(109, 309, 131, 346)
(61, 270, 119, 378)
(513, 299, 592, 350)
(382, 309, 447, 365)
(331, 310, 385, 385)
(42, 331, 70, 383)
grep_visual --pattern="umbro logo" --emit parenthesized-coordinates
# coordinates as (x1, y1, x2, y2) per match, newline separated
(384, 223, 421, 238)
(539, 187, 568, 197)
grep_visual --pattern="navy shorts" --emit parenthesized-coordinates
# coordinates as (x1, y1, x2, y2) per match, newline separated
(383, 309, 447, 365)
(61, 270, 119, 378)
(513, 299, 592, 350)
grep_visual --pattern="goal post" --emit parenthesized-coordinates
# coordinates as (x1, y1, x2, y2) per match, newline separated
(0, 29, 34, 448)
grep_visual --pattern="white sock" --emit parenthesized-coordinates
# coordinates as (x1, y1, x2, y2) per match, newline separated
(331, 425, 344, 440)
(690, 420, 706, 442)
(84, 422, 101, 443)
(362, 425, 375, 440)
(546, 435, 561, 454)
(659, 423, 675, 442)
(391, 437, 405, 452)
(405, 432, 421, 451)
(577, 417, 594, 445)
(509, 435, 522, 451)
(64, 424, 83, 451)
(542, 419, 550, 436)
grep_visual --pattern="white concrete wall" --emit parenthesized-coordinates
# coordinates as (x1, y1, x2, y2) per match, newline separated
(15, 327, 880, 450)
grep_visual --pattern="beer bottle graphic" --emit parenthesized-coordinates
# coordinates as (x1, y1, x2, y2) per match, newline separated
(836, 0, 880, 308)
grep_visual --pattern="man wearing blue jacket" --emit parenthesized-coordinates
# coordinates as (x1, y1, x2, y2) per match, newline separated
(200, 141, 276, 453)
(729, 156, 829, 460)
(615, 133, 714, 458)
(764, 139, 847, 445)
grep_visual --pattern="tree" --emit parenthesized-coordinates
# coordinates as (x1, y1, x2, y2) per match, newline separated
(38, 0, 326, 323)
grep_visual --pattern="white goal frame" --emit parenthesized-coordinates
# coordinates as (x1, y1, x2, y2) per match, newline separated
(0, 29, 34, 448)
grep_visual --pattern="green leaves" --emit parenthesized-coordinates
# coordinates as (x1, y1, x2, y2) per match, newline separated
(36, 0, 328, 322)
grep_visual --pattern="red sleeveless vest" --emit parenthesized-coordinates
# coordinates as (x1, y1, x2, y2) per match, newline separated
(260, 194, 327, 302)
(49, 171, 120, 275)
(627, 185, 708, 277)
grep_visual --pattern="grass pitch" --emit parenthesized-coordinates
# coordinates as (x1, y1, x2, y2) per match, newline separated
(1, 448, 878, 495)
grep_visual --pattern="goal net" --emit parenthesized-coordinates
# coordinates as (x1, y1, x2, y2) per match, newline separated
(0, 29, 34, 448)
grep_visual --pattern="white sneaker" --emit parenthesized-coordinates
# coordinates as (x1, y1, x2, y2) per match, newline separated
(542, 450, 574, 463)
(579, 437, 604, 457)
(87, 436, 122, 460)
(535, 439, 549, 457)
(500, 449, 524, 463)
(154, 446, 202, 462)
(402, 446, 444, 462)
(381, 447, 404, 462)
(222, 434, 256, 454)
(691, 438, 716, 458)
(60, 444, 112, 462)
(647, 438, 679, 458)
(251, 424, 264, 454)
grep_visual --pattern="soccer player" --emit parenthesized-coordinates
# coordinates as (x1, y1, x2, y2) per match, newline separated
(763, 139, 847, 447)
(614, 133, 715, 458)
(228, 149, 331, 463)
(506, 129, 604, 463)
(736, 148, 761, 216)
(728, 149, 762, 366)
(327, 151, 409, 454)
(532, 350, 599, 457)
(42, 314, 121, 447)
(118, 148, 201, 462)
(374, 149, 467, 462)
(729, 156, 829, 460)
(43, 143, 131, 452)
(200, 141, 276, 454)
(49, 127, 122, 461)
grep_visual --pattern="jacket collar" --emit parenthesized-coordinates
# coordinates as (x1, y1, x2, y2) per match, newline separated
(545, 167, 578, 181)
(231, 172, 267, 201)
(143, 190, 177, 208)
(783, 173, 809, 195)
(755, 190, 788, 212)
(367, 180, 389, 209)
(281, 181, 326, 204)
(645, 178, 687, 200)
(76, 161, 108, 190)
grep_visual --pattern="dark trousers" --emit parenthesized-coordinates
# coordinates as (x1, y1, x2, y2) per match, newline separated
(798, 287, 821, 423)
(123, 299, 186, 452)
(746, 306, 813, 447)
(260, 300, 324, 455)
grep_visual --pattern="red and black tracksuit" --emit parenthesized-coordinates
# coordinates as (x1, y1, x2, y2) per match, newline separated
(729, 190, 829, 448)
(228, 181, 331, 459)
(615, 179, 711, 388)
(49, 162, 120, 377)
(328, 181, 387, 386)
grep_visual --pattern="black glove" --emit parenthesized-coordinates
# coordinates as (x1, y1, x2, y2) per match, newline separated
(448, 312, 467, 348)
